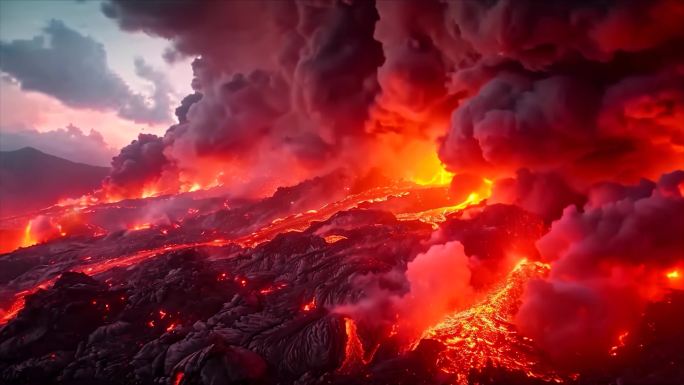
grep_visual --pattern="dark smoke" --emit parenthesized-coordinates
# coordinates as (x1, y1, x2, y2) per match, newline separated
(104, 134, 171, 197)
(516, 171, 684, 365)
(98, 0, 684, 368)
(437, 0, 684, 185)
(102, 0, 386, 195)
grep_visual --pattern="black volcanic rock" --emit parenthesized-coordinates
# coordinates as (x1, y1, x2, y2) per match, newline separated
(1, 201, 682, 385)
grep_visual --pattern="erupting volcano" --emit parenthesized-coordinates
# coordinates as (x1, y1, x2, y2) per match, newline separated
(1, 1, 683, 385)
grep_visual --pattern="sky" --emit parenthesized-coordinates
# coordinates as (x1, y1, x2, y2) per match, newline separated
(0, 0, 193, 166)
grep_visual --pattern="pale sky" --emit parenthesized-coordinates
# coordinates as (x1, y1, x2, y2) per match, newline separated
(0, 0, 194, 164)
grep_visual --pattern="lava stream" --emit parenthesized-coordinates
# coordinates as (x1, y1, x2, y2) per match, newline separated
(421, 260, 564, 384)
(0, 182, 488, 326)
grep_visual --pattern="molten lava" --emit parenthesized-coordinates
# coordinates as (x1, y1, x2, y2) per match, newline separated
(421, 260, 564, 384)
(21, 221, 37, 248)
(339, 317, 373, 374)
(0, 179, 493, 326)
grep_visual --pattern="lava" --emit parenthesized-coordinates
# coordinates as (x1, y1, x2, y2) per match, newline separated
(302, 298, 316, 312)
(338, 317, 372, 374)
(0, 180, 489, 326)
(421, 260, 565, 384)
(609, 331, 630, 357)
(21, 221, 36, 248)
(0, 297, 25, 325)
(396, 178, 493, 227)
(1, 1, 683, 384)
(323, 235, 348, 244)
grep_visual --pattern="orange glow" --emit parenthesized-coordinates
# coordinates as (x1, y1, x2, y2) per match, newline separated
(21, 221, 37, 248)
(259, 282, 287, 294)
(609, 331, 630, 357)
(0, 182, 497, 326)
(140, 187, 159, 199)
(411, 153, 454, 186)
(420, 260, 565, 384)
(302, 298, 316, 312)
(130, 223, 152, 231)
(323, 235, 348, 244)
(0, 297, 26, 324)
(397, 177, 493, 227)
(172, 371, 184, 385)
(338, 317, 371, 374)
(666, 270, 680, 279)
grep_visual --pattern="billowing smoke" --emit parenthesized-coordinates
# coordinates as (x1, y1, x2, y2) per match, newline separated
(490, 169, 585, 223)
(98, 0, 684, 367)
(101, 0, 388, 198)
(104, 133, 172, 198)
(516, 171, 684, 365)
(437, 0, 684, 186)
(426, 0, 684, 367)
(334, 240, 474, 342)
(398, 241, 474, 337)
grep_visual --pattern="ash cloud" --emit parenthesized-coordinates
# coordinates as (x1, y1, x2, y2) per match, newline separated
(437, 0, 684, 185)
(102, 1, 387, 196)
(104, 134, 172, 198)
(515, 172, 684, 365)
(98, 0, 684, 366)
(334, 240, 475, 341)
(0, 20, 173, 124)
(490, 169, 585, 223)
(430, 0, 684, 366)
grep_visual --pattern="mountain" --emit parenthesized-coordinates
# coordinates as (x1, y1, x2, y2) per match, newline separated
(0, 147, 109, 218)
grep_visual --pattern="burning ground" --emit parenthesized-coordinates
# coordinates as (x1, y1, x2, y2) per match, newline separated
(1, 0, 684, 384)
(1, 172, 682, 385)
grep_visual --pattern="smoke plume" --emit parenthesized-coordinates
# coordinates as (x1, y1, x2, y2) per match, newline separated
(516, 172, 684, 365)
(98, 0, 684, 366)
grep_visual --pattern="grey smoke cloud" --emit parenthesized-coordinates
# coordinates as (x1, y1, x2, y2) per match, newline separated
(0, 20, 173, 124)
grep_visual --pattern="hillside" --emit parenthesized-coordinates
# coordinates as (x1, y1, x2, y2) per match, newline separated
(0, 147, 109, 218)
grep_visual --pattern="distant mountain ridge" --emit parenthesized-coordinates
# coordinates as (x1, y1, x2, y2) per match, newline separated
(0, 147, 109, 218)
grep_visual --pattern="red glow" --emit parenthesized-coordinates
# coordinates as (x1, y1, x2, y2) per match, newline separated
(323, 235, 347, 244)
(130, 223, 151, 231)
(0, 181, 492, 326)
(259, 282, 287, 295)
(338, 317, 375, 374)
(420, 260, 566, 383)
(609, 331, 630, 357)
(0, 297, 26, 325)
(302, 298, 316, 312)
(172, 371, 184, 385)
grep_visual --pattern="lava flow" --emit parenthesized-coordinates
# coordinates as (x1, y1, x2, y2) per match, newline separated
(421, 260, 563, 384)
(0, 178, 484, 327)
(2, 1, 684, 384)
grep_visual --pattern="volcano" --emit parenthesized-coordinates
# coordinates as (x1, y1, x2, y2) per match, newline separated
(1, 1, 684, 385)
